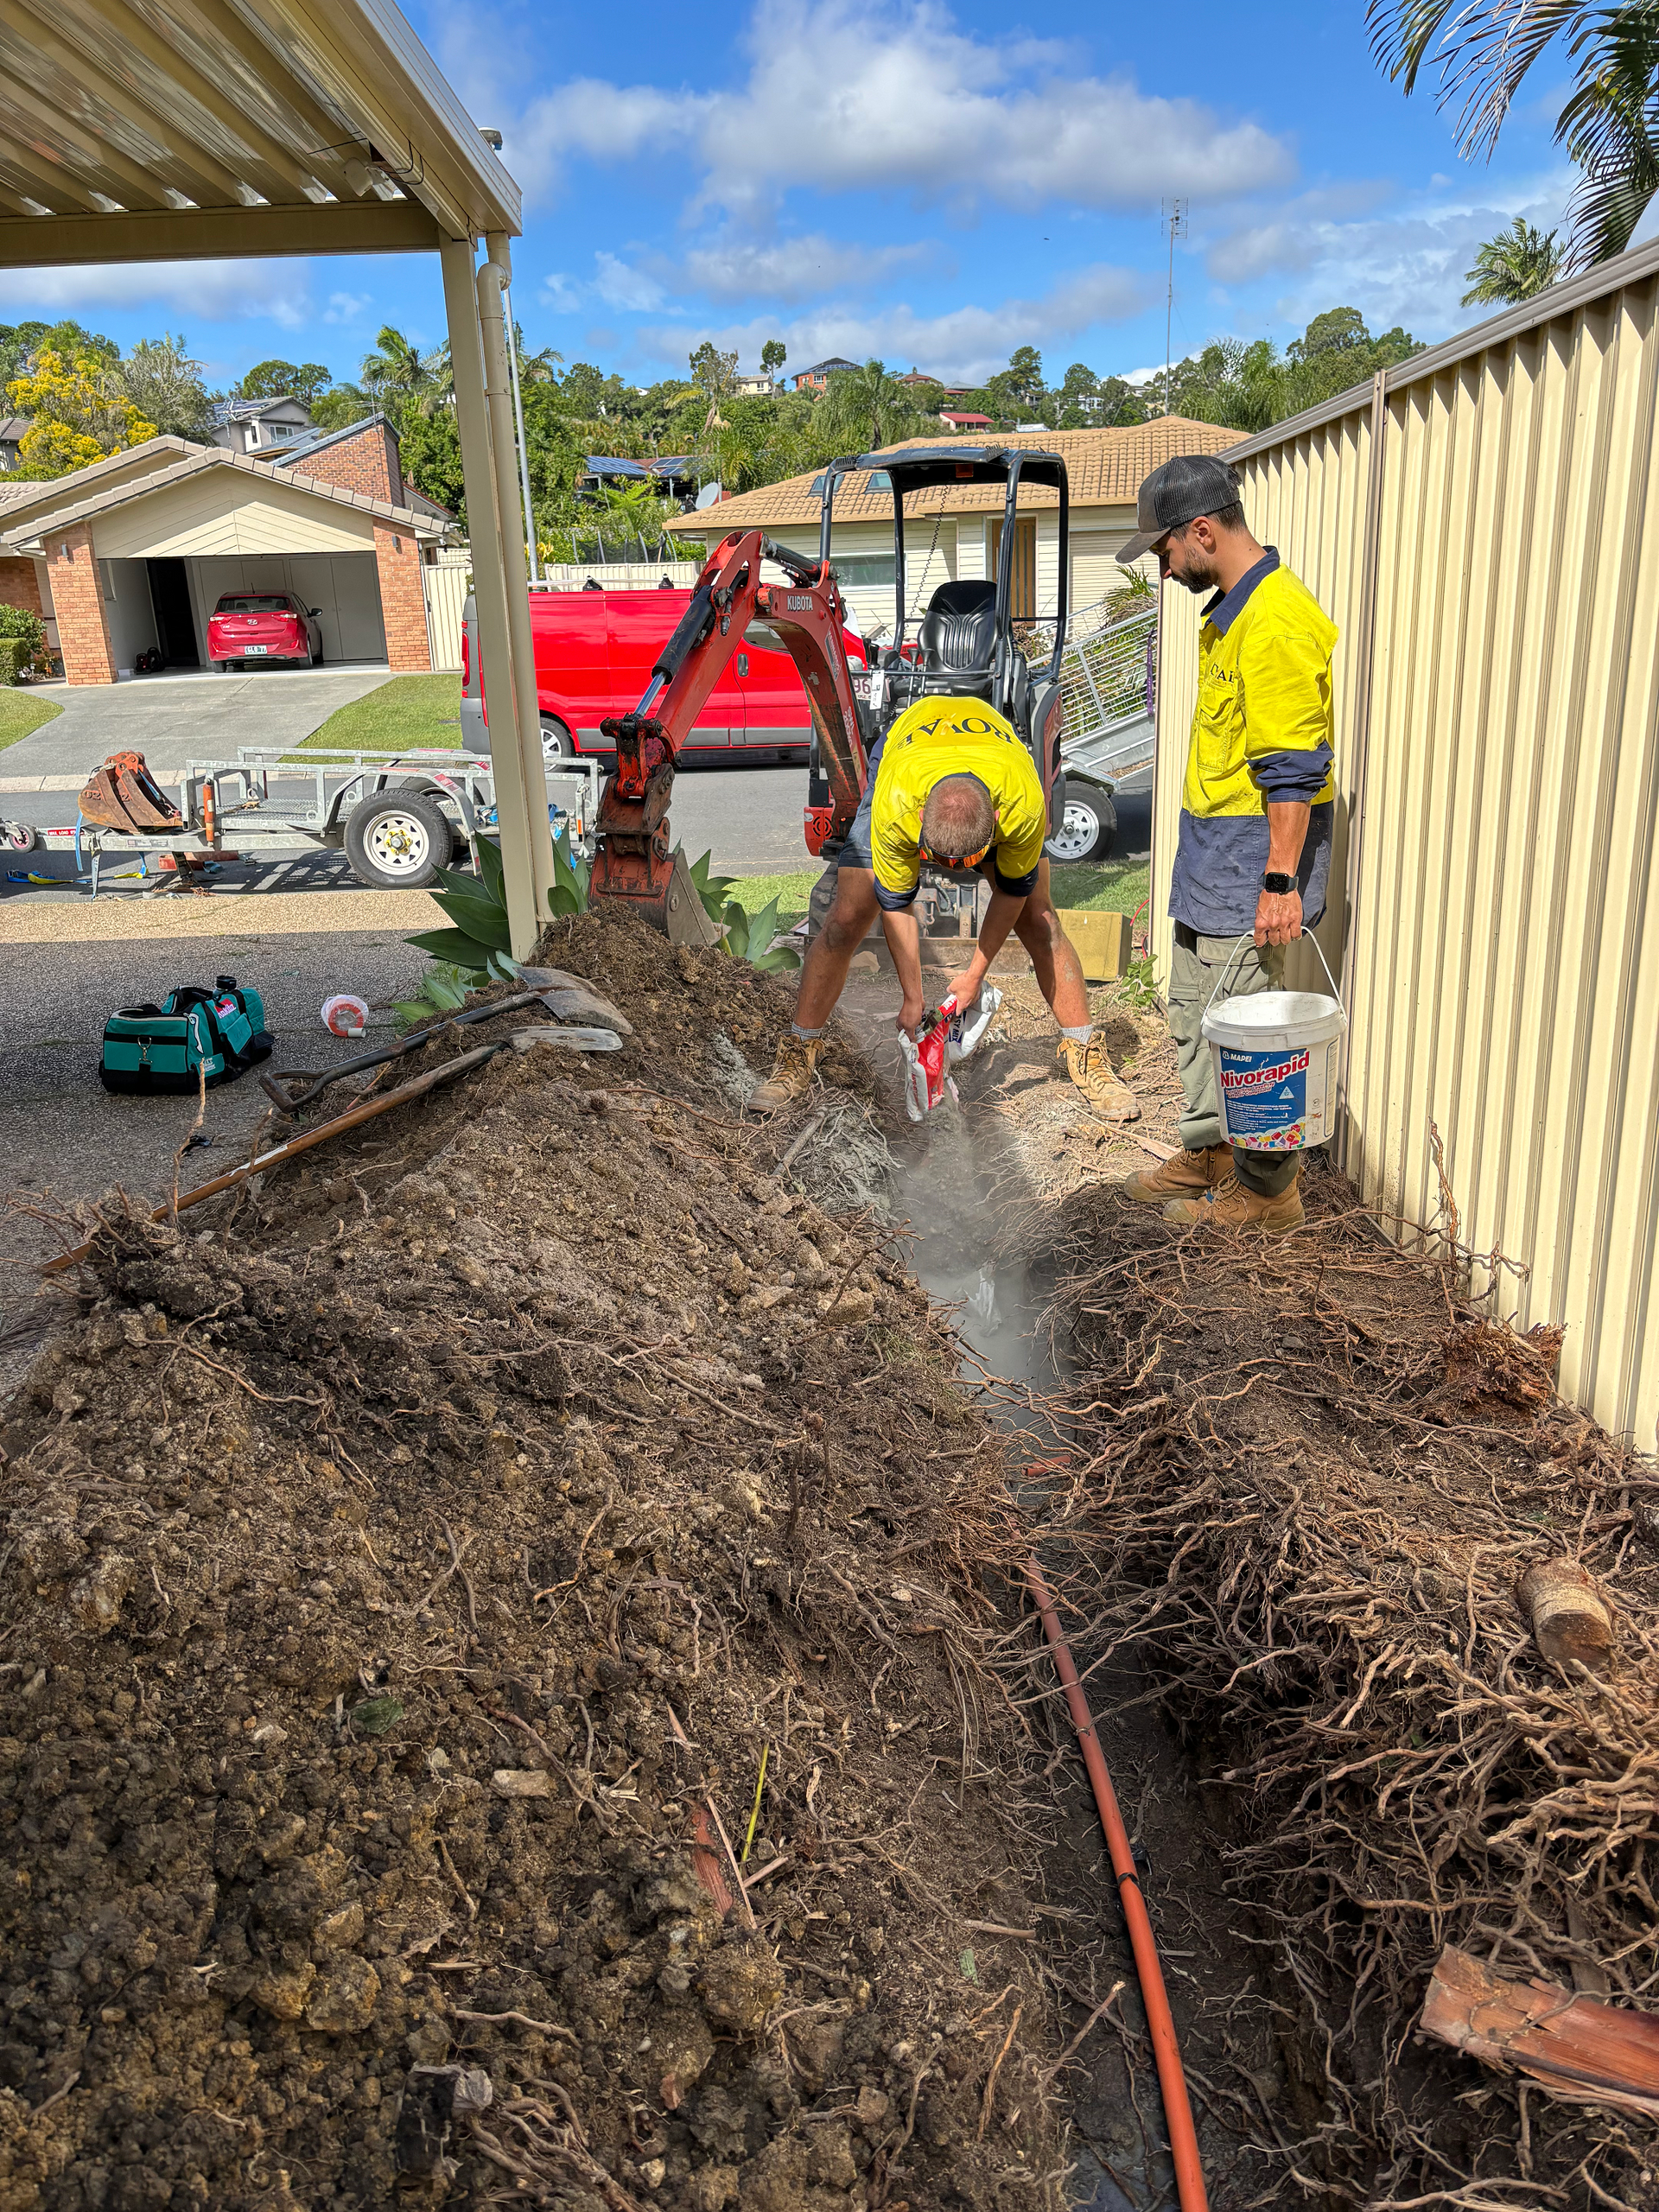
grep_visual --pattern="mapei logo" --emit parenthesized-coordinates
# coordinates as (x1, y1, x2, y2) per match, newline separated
(1221, 1047, 1308, 1096)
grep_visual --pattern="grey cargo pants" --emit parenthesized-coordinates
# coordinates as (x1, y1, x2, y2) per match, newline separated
(1168, 924, 1299, 1198)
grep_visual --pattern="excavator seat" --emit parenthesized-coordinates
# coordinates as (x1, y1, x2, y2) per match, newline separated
(918, 579, 1031, 743)
(919, 580, 996, 701)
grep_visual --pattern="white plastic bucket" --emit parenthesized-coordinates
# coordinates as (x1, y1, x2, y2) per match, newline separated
(1199, 934, 1347, 1153)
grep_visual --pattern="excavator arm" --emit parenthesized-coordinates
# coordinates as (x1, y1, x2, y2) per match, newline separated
(590, 530, 869, 936)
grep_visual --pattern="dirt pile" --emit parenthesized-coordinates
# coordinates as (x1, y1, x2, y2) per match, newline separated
(0, 913, 1062, 2212)
(1020, 1166, 1659, 2208)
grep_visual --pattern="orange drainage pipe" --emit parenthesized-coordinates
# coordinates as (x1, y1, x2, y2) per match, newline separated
(1026, 1554, 1211, 2212)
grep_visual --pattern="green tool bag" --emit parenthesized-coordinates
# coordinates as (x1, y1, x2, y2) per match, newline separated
(99, 975, 272, 1096)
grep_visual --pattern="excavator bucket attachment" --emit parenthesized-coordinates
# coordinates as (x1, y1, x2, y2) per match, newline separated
(592, 841, 721, 948)
(662, 848, 721, 949)
(78, 751, 185, 835)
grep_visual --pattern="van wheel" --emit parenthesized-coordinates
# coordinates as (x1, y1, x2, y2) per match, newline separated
(345, 790, 453, 889)
(542, 719, 575, 760)
(1044, 785, 1116, 865)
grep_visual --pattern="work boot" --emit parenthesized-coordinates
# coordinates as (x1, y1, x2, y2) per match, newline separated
(749, 1032, 826, 1115)
(1058, 1033, 1140, 1122)
(1120, 1144, 1231, 1206)
(1163, 1170, 1305, 1233)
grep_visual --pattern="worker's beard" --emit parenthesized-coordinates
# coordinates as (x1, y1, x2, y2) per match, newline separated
(1173, 556, 1222, 595)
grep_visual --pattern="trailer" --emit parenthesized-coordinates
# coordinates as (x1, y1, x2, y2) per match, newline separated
(5, 747, 601, 896)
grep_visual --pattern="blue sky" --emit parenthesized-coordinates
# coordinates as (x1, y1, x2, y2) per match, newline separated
(0, 0, 1581, 395)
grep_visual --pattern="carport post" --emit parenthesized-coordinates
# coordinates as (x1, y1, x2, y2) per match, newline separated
(439, 233, 550, 960)
(479, 234, 553, 909)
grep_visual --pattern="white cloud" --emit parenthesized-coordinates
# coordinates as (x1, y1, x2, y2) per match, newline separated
(639, 261, 1149, 386)
(0, 261, 315, 329)
(592, 252, 666, 312)
(506, 0, 1292, 214)
(1206, 168, 1578, 336)
(322, 290, 373, 326)
(665, 232, 933, 306)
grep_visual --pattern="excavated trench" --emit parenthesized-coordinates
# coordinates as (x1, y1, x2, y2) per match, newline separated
(838, 973, 1265, 2212)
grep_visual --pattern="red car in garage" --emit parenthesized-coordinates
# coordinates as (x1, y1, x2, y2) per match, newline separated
(461, 584, 868, 763)
(207, 591, 324, 671)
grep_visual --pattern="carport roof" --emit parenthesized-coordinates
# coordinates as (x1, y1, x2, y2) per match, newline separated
(0, 436, 444, 551)
(0, 0, 518, 268)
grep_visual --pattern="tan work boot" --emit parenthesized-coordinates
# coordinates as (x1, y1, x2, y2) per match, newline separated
(1058, 1033, 1141, 1122)
(749, 1032, 826, 1114)
(1163, 1170, 1305, 1232)
(1121, 1144, 1231, 1206)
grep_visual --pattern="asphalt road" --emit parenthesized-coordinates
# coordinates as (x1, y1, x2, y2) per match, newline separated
(0, 760, 1154, 891)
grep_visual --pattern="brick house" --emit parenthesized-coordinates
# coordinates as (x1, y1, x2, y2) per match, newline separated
(0, 418, 451, 683)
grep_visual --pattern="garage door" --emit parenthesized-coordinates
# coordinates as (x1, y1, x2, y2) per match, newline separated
(190, 554, 387, 664)
(286, 556, 386, 663)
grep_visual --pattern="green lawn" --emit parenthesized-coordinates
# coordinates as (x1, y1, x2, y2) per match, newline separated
(720, 855, 1149, 935)
(1050, 855, 1150, 917)
(297, 674, 462, 753)
(0, 689, 62, 752)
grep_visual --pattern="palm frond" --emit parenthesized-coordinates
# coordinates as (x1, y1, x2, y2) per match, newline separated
(1367, 0, 1596, 158)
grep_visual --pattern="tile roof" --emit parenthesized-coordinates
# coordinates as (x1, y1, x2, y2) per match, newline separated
(675, 417, 1243, 534)
(0, 439, 441, 549)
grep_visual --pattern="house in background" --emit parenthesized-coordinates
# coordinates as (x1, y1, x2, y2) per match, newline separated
(208, 395, 315, 454)
(0, 416, 29, 471)
(733, 368, 780, 397)
(669, 419, 1243, 635)
(791, 357, 861, 393)
(0, 412, 451, 683)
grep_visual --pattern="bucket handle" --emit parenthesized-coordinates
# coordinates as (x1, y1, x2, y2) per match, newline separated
(1202, 928, 1347, 1024)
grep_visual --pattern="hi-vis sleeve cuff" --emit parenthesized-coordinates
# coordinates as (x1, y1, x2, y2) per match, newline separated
(1254, 742, 1334, 800)
(992, 862, 1039, 896)
(874, 876, 919, 912)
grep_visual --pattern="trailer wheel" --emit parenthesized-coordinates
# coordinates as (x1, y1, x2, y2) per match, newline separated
(6, 820, 37, 853)
(1044, 785, 1116, 865)
(345, 790, 453, 889)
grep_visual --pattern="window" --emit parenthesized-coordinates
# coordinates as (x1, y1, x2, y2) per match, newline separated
(215, 594, 294, 613)
(830, 555, 897, 588)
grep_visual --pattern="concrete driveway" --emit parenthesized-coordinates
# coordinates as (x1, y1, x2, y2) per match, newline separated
(0, 665, 396, 785)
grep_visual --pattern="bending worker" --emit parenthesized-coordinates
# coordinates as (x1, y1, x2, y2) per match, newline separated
(750, 693, 1138, 1118)
(1115, 452, 1337, 1231)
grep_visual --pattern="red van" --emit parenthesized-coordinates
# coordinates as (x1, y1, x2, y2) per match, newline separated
(461, 585, 868, 765)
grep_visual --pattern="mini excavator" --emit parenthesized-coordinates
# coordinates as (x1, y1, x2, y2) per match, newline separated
(590, 442, 1073, 941)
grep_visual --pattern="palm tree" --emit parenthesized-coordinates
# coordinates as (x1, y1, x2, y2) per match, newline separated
(359, 326, 449, 415)
(1367, 1, 1659, 264)
(1462, 216, 1566, 305)
(817, 359, 920, 454)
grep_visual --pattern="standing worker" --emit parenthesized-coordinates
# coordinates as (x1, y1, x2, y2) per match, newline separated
(749, 693, 1139, 1120)
(1114, 454, 1337, 1230)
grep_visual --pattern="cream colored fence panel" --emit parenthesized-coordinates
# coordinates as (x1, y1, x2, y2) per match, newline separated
(1151, 243, 1659, 1452)
(423, 556, 468, 670)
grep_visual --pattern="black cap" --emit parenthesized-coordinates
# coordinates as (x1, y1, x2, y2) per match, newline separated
(1117, 452, 1243, 563)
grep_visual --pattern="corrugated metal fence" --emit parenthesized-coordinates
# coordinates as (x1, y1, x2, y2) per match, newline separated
(1152, 238, 1659, 1454)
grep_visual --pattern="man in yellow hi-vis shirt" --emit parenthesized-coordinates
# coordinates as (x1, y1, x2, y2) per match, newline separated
(750, 694, 1138, 1118)
(1116, 452, 1338, 1231)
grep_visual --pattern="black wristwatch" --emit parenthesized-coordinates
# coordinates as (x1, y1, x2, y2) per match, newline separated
(1262, 871, 1295, 895)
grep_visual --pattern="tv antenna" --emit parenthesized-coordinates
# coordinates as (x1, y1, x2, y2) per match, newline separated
(1162, 199, 1188, 416)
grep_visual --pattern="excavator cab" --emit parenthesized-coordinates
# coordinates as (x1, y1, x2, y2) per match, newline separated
(815, 443, 1071, 834)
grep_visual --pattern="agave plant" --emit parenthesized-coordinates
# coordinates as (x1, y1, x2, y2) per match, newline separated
(684, 848, 739, 921)
(397, 831, 590, 1022)
(720, 893, 801, 973)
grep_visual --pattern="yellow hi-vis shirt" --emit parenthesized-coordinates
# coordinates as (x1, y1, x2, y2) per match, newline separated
(868, 696, 1047, 912)
(1172, 550, 1338, 937)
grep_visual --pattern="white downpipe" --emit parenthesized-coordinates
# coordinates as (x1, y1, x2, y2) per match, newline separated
(504, 292, 540, 584)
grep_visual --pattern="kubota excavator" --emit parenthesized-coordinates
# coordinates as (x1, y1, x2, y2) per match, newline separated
(590, 442, 1073, 940)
